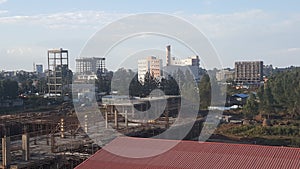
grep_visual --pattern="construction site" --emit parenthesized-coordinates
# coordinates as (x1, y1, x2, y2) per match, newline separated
(0, 102, 100, 169)
(0, 48, 209, 168)
(0, 93, 210, 169)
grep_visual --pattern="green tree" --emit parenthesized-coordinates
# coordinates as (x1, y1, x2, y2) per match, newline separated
(173, 69, 185, 89)
(257, 67, 300, 119)
(96, 71, 113, 94)
(161, 75, 180, 96)
(111, 68, 135, 95)
(0, 79, 18, 99)
(258, 83, 274, 117)
(143, 71, 158, 96)
(243, 93, 259, 119)
(36, 77, 48, 94)
(129, 74, 143, 97)
(198, 74, 211, 110)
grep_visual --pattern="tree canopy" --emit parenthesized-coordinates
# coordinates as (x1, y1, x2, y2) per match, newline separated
(257, 67, 300, 118)
(0, 79, 18, 99)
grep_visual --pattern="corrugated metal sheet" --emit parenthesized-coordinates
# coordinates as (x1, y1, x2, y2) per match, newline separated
(76, 137, 300, 169)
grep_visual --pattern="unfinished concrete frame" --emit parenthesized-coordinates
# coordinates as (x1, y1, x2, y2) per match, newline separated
(47, 48, 69, 100)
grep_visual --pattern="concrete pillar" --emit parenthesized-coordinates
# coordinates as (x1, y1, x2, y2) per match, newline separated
(114, 109, 118, 129)
(105, 111, 108, 129)
(60, 118, 65, 138)
(2, 136, 11, 168)
(165, 110, 169, 128)
(84, 115, 88, 133)
(22, 134, 30, 161)
(33, 124, 37, 145)
(46, 136, 49, 145)
(50, 134, 55, 153)
(125, 110, 128, 128)
(132, 105, 135, 118)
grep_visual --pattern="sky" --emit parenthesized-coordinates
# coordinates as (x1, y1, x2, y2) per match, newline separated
(0, 0, 300, 71)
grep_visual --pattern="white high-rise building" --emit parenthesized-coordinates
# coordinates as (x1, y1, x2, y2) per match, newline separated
(138, 56, 163, 83)
(169, 55, 200, 67)
(164, 45, 201, 81)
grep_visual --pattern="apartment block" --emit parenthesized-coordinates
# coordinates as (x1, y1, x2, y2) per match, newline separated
(234, 61, 263, 84)
(138, 56, 163, 83)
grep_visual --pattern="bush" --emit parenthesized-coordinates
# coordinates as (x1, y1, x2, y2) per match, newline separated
(226, 125, 300, 137)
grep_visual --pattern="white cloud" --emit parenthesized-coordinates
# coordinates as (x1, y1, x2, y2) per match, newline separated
(269, 47, 300, 56)
(177, 10, 300, 67)
(0, 10, 129, 30)
(0, 9, 289, 35)
(0, 46, 48, 71)
(287, 48, 300, 52)
(6, 47, 32, 55)
(0, 0, 7, 5)
(0, 9, 299, 69)
(0, 10, 7, 14)
(265, 47, 300, 67)
(185, 9, 272, 39)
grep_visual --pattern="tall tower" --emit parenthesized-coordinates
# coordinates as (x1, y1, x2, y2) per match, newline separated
(47, 48, 69, 100)
(166, 45, 171, 66)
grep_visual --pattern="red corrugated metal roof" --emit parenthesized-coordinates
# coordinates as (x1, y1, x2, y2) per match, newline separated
(76, 137, 300, 169)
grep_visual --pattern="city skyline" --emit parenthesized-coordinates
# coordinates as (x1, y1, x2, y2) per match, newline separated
(0, 1, 299, 71)
(1, 2, 300, 168)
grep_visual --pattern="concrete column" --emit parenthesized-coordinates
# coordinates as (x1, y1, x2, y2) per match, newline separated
(33, 124, 37, 145)
(22, 134, 30, 161)
(2, 136, 11, 168)
(84, 115, 88, 133)
(50, 134, 55, 153)
(125, 110, 128, 128)
(60, 118, 65, 138)
(105, 111, 108, 129)
(46, 136, 49, 145)
(114, 109, 118, 129)
(132, 105, 135, 118)
(165, 110, 169, 128)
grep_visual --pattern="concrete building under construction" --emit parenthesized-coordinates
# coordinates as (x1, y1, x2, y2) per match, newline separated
(75, 57, 105, 75)
(234, 61, 264, 85)
(47, 48, 70, 99)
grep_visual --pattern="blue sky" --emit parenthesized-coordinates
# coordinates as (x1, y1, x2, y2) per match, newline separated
(2, 0, 300, 14)
(0, 0, 300, 71)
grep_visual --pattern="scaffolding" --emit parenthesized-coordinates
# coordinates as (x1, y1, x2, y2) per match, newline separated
(47, 48, 69, 100)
